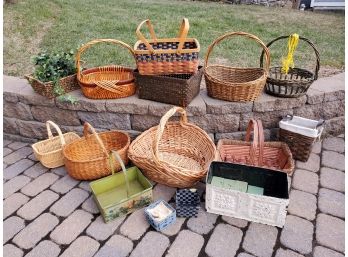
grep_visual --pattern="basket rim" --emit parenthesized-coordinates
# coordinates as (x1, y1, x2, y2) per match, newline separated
(134, 38, 200, 54)
(25, 73, 77, 85)
(32, 132, 80, 155)
(267, 66, 315, 83)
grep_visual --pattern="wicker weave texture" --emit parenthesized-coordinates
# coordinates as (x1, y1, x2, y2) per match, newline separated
(204, 32, 270, 102)
(217, 120, 294, 174)
(63, 122, 130, 180)
(128, 107, 216, 188)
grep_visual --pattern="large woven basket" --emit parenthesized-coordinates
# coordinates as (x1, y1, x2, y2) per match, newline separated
(204, 32, 270, 102)
(25, 74, 78, 99)
(134, 18, 200, 75)
(128, 107, 216, 188)
(134, 66, 203, 107)
(217, 119, 294, 174)
(76, 39, 136, 99)
(260, 35, 320, 98)
(63, 122, 130, 180)
(32, 121, 80, 168)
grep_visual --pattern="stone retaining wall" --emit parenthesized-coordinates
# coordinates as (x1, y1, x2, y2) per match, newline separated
(3, 73, 345, 143)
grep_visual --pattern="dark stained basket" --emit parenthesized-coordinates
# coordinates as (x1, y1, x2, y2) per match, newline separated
(134, 66, 203, 107)
(260, 35, 320, 98)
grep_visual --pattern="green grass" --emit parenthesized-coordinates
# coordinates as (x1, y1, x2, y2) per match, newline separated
(4, 0, 344, 77)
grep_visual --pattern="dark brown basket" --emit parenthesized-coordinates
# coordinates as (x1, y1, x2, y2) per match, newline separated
(25, 74, 78, 99)
(260, 35, 320, 98)
(134, 66, 203, 107)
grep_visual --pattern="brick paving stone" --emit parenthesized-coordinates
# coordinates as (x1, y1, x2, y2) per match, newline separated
(21, 173, 59, 197)
(311, 141, 322, 154)
(161, 217, 185, 236)
(94, 235, 133, 257)
(82, 196, 100, 214)
(4, 216, 25, 244)
(50, 209, 93, 244)
(316, 214, 345, 252)
(50, 188, 89, 217)
(288, 190, 317, 221)
(4, 244, 24, 257)
(4, 193, 29, 219)
(313, 246, 344, 257)
(153, 184, 176, 202)
(4, 140, 12, 146)
(243, 223, 278, 257)
(166, 230, 204, 257)
(23, 163, 48, 178)
(187, 206, 218, 235)
(4, 175, 31, 199)
(205, 223, 243, 257)
(50, 175, 79, 194)
(222, 215, 248, 228)
(4, 159, 35, 180)
(130, 231, 169, 257)
(120, 208, 150, 240)
(4, 147, 33, 165)
(275, 248, 304, 257)
(8, 142, 28, 150)
(27, 153, 37, 161)
(320, 167, 345, 192)
(25, 240, 61, 257)
(60, 236, 100, 257)
(280, 215, 314, 254)
(79, 181, 92, 192)
(318, 188, 345, 218)
(237, 253, 255, 257)
(296, 153, 320, 172)
(87, 215, 126, 241)
(4, 147, 13, 156)
(292, 169, 319, 194)
(13, 213, 59, 249)
(51, 166, 67, 176)
(17, 190, 59, 220)
(323, 137, 345, 153)
(322, 151, 345, 171)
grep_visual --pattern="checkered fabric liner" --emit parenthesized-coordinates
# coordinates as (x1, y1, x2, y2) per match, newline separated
(175, 189, 200, 218)
(176, 206, 199, 218)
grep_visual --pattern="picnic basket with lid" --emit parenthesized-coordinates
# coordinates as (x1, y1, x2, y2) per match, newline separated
(216, 119, 294, 174)
(204, 31, 270, 102)
(63, 122, 130, 180)
(260, 35, 320, 98)
(76, 39, 136, 99)
(32, 121, 80, 168)
(128, 107, 216, 188)
(134, 18, 200, 75)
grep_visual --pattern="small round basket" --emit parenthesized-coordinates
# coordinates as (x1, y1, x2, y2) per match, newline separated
(260, 35, 320, 98)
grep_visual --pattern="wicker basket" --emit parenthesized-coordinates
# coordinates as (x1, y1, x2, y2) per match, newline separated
(63, 122, 130, 180)
(76, 39, 136, 99)
(25, 74, 78, 99)
(134, 66, 203, 107)
(217, 119, 294, 174)
(204, 32, 270, 102)
(260, 35, 320, 98)
(31, 121, 80, 168)
(134, 19, 200, 75)
(128, 107, 216, 188)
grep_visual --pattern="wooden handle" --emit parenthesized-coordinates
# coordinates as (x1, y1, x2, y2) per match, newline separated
(204, 31, 271, 72)
(177, 18, 190, 54)
(46, 121, 66, 146)
(110, 150, 130, 198)
(245, 119, 259, 166)
(83, 122, 109, 158)
(256, 120, 264, 166)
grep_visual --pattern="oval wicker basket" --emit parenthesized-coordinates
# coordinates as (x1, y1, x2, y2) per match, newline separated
(260, 35, 320, 98)
(63, 122, 130, 180)
(204, 32, 270, 102)
(128, 107, 216, 188)
(76, 39, 136, 99)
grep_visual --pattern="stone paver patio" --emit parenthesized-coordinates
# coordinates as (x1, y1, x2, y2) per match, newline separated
(3, 136, 345, 257)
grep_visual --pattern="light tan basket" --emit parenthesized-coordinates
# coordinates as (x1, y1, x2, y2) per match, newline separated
(31, 121, 80, 168)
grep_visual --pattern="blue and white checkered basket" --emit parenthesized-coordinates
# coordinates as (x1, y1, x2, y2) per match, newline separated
(145, 200, 176, 231)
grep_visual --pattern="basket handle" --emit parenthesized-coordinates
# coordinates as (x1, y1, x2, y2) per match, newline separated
(259, 35, 320, 80)
(109, 150, 130, 198)
(245, 119, 259, 166)
(75, 39, 136, 81)
(136, 18, 190, 54)
(83, 122, 109, 158)
(204, 31, 271, 72)
(152, 107, 188, 162)
(46, 120, 66, 146)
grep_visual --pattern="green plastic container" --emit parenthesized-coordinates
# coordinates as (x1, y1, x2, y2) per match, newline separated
(90, 151, 153, 223)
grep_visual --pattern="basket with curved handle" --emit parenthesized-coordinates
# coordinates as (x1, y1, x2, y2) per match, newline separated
(46, 120, 66, 146)
(83, 122, 109, 158)
(259, 35, 320, 80)
(109, 150, 130, 198)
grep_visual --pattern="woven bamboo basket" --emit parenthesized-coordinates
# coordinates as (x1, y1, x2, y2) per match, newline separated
(134, 18, 200, 75)
(217, 119, 294, 174)
(63, 122, 130, 180)
(128, 107, 216, 188)
(25, 74, 78, 99)
(204, 32, 270, 102)
(32, 121, 80, 168)
(76, 39, 136, 99)
(260, 35, 320, 98)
